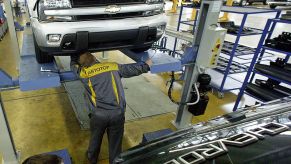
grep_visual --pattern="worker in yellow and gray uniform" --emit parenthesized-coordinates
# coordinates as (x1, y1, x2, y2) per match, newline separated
(70, 51, 152, 164)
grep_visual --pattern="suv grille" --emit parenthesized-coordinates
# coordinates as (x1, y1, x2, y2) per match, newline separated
(72, 0, 146, 7)
(75, 12, 144, 20)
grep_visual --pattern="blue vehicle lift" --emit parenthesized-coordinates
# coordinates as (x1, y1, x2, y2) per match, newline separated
(0, 27, 182, 162)
(0, 32, 181, 91)
(172, 5, 281, 98)
(233, 18, 291, 111)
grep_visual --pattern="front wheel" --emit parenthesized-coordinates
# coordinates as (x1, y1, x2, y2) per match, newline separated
(33, 35, 54, 63)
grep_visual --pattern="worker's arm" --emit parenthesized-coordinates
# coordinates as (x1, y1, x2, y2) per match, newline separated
(70, 55, 81, 76)
(118, 59, 152, 78)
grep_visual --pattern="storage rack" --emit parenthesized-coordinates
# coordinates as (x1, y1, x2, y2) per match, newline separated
(172, 4, 199, 53)
(0, 3, 8, 41)
(173, 5, 281, 97)
(234, 18, 291, 111)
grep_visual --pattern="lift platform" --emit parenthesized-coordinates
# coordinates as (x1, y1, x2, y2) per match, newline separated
(0, 31, 182, 128)
(0, 33, 182, 91)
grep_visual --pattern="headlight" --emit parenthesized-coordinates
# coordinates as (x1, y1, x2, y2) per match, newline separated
(38, 0, 72, 21)
(45, 16, 73, 22)
(146, 0, 164, 4)
(44, 0, 72, 9)
(48, 34, 61, 42)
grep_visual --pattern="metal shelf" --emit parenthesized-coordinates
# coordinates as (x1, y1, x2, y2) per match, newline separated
(221, 6, 280, 14)
(175, 5, 281, 95)
(209, 69, 242, 92)
(215, 56, 249, 74)
(222, 41, 256, 56)
(244, 90, 266, 102)
(270, 18, 291, 24)
(180, 20, 197, 26)
(263, 46, 291, 56)
(226, 27, 264, 36)
(254, 71, 291, 86)
(234, 18, 291, 111)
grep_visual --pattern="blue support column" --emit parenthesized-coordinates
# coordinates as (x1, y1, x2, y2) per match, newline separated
(173, 5, 184, 53)
(122, 49, 182, 73)
(249, 10, 281, 82)
(0, 5, 4, 20)
(219, 14, 248, 92)
(19, 34, 61, 91)
(233, 19, 273, 111)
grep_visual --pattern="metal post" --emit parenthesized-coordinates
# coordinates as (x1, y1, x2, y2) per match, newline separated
(173, 5, 184, 53)
(102, 51, 108, 59)
(219, 14, 247, 93)
(3, 0, 20, 67)
(173, 0, 223, 129)
(192, 10, 198, 34)
(0, 94, 18, 163)
(249, 11, 281, 82)
(233, 19, 273, 111)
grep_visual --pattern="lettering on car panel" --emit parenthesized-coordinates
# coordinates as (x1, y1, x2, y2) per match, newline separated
(178, 151, 205, 164)
(221, 133, 258, 147)
(166, 122, 289, 164)
(247, 122, 289, 139)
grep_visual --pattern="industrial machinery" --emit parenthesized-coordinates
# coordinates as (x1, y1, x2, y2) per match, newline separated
(115, 97, 291, 163)
(168, 0, 227, 129)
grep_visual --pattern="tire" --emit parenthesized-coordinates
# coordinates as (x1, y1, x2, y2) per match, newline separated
(270, 4, 277, 9)
(249, 2, 253, 5)
(33, 35, 54, 63)
(131, 46, 152, 53)
(263, 0, 267, 5)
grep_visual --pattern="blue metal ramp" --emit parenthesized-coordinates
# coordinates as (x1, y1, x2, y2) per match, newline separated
(19, 34, 61, 91)
(122, 49, 181, 73)
(1, 33, 182, 91)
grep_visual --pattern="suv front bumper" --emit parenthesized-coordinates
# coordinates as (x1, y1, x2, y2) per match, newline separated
(31, 14, 166, 54)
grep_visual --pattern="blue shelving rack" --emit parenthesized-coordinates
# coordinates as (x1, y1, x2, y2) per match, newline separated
(0, 3, 4, 20)
(234, 18, 291, 111)
(173, 5, 281, 97)
(172, 4, 199, 53)
(0, 3, 8, 41)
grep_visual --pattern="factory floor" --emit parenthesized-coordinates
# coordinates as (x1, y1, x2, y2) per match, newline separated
(1, 4, 290, 164)
(1, 35, 236, 163)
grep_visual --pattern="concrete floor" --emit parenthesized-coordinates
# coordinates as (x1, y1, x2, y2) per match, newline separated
(1, 3, 290, 164)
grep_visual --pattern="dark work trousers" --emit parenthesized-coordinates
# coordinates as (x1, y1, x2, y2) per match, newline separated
(87, 108, 125, 164)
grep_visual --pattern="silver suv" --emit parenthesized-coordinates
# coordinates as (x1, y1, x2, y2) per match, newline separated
(28, 0, 167, 63)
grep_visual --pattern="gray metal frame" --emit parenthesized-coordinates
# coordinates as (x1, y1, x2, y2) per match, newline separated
(173, 0, 223, 129)
(3, 0, 20, 66)
(0, 95, 18, 163)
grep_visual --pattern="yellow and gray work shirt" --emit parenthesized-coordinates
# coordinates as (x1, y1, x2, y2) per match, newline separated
(70, 57, 150, 112)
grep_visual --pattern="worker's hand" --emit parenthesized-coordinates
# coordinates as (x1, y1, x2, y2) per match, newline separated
(145, 58, 153, 67)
